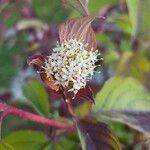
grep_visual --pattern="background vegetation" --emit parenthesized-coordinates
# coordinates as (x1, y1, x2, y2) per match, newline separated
(0, 0, 150, 149)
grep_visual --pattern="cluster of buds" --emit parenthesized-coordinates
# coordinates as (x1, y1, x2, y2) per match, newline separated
(28, 17, 102, 96)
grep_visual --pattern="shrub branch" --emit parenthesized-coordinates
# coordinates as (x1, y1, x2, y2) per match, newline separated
(0, 102, 74, 131)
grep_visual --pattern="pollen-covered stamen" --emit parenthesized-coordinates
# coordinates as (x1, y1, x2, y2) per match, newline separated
(42, 39, 101, 94)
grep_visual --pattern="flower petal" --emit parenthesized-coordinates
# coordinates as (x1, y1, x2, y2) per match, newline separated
(59, 17, 97, 51)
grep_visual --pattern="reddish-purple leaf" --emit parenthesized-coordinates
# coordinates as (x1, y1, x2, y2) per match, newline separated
(74, 85, 94, 104)
(71, 86, 94, 117)
(77, 118, 120, 150)
(27, 54, 45, 70)
(59, 17, 97, 51)
(27, 54, 59, 92)
(59, 86, 94, 118)
(94, 77, 150, 133)
(40, 71, 59, 92)
(99, 111, 150, 133)
(63, 85, 94, 103)
(64, 85, 94, 107)
(61, 0, 89, 16)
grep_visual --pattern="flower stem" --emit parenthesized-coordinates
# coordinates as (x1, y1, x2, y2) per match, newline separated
(0, 102, 74, 131)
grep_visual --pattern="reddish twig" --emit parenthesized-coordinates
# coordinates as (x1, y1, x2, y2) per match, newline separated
(0, 102, 74, 131)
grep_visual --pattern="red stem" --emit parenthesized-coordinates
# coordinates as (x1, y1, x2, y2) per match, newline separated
(0, 102, 74, 131)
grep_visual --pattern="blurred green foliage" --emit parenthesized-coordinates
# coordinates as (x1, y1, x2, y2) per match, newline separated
(0, 43, 17, 88)
(33, 0, 70, 23)
(1, 130, 49, 150)
(0, 0, 150, 149)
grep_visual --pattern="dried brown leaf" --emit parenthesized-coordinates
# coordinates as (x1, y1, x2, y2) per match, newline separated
(77, 118, 120, 150)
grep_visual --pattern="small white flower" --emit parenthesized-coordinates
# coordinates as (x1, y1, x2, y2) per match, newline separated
(42, 39, 101, 94)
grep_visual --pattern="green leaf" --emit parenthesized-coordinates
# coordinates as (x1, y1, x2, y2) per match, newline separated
(22, 78, 49, 116)
(115, 52, 150, 84)
(43, 135, 78, 150)
(0, 143, 14, 150)
(126, 0, 150, 40)
(89, 0, 118, 14)
(73, 102, 91, 118)
(114, 14, 132, 35)
(94, 77, 150, 133)
(94, 77, 150, 111)
(76, 118, 120, 150)
(2, 130, 49, 150)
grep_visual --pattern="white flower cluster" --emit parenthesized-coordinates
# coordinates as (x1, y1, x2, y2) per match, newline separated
(43, 39, 100, 94)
